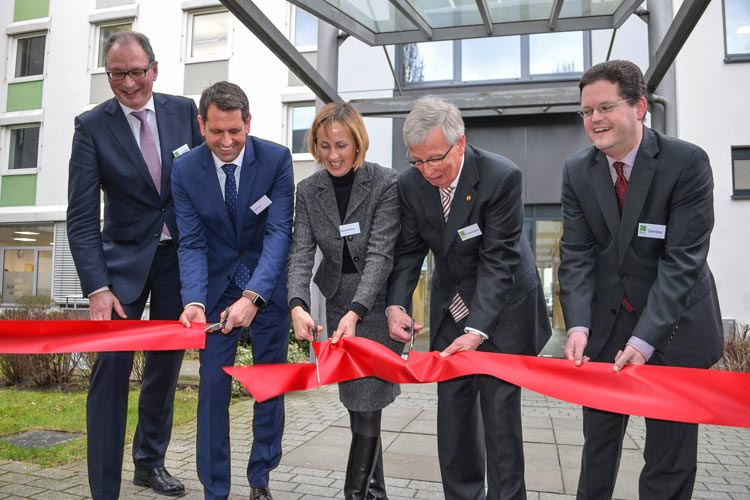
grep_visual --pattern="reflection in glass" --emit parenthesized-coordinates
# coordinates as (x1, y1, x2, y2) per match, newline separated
(3, 249, 36, 304)
(724, 0, 750, 56)
(487, 0, 553, 23)
(191, 11, 230, 59)
(402, 41, 453, 83)
(37, 251, 52, 298)
(530, 31, 583, 75)
(462, 37, 521, 81)
(411, 0, 482, 28)
(15, 35, 46, 78)
(294, 7, 318, 48)
(291, 105, 316, 154)
(560, 0, 620, 17)
(734, 158, 750, 191)
(9, 126, 40, 170)
(326, 0, 415, 32)
(534, 220, 564, 330)
(98, 23, 131, 68)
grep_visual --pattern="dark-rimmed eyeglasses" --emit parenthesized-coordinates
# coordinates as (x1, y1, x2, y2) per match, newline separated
(106, 64, 153, 82)
(578, 99, 632, 119)
(407, 143, 455, 168)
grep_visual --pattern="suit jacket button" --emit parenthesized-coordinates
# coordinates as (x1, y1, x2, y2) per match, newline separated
(610, 308, 617, 316)
(621, 274, 629, 280)
(353, 256, 359, 262)
(154, 233, 159, 238)
(347, 236, 353, 241)
(161, 208, 166, 213)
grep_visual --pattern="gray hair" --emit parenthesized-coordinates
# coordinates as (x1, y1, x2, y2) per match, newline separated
(104, 31, 155, 67)
(403, 95, 465, 147)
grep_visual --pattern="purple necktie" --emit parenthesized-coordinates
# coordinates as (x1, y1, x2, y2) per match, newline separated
(132, 110, 170, 238)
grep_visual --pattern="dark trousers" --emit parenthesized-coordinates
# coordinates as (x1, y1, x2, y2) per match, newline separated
(577, 308, 699, 500)
(87, 244, 185, 500)
(434, 317, 526, 500)
(196, 282, 289, 500)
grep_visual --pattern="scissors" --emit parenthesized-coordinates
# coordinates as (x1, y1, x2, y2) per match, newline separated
(405, 318, 416, 365)
(205, 307, 231, 334)
(310, 321, 321, 384)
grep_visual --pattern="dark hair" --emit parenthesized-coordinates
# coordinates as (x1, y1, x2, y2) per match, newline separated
(579, 60, 647, 102)
(307, 103, 369, 169)
(104, 31, 155, 67)
(199, 81, 250, 122)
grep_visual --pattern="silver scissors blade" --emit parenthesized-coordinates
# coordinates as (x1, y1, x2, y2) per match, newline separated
(205, 307, 231, 334)
(311, 321, 321, 384)
(405, 318, 416, 365)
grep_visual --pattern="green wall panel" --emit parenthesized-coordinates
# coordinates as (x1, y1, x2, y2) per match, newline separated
(13, 0, 49, 21)
(0, 175, 37, 207)
(7, 81, 43, 111)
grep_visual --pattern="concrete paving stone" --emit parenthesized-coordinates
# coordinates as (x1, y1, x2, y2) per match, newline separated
(292, 482, 340, 496)
(714, 468, 750, 478)
(59, 484, 94, 497)
(525, 442, 564, 493)
(557, 444, 583, 494)
(30, 490, 87, 500)
(552, 428, 584, 446)
(291, 473, 336, 487)
(0, 482, 45, 497)
(28, 476, 81, 491)
(268, 480, 299, 492)
(0, 461, 40, 473)
(401, 415, 437, 435)
(692, 491, 733, 499)
(710, 484, 750, 493)
(288, 466, 335, 478)
(1, 471, 40, 484)
(714, 455, 747, 466)
(407, 479, 442, 491)
(386, 485, 417, 497)
(539, 494, 577, 500)
(524, 415, 552, 428)
(386, 431, 437, 457)
(524, 426, 555, 444)
(698, 474, 730, 484)
(729, 494, 750, 500)
(28, 468, 78, 480)
(413, 489, 445, 499)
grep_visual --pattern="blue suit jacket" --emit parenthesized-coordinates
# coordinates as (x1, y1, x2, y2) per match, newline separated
(67, 93, 203, 303)
(171, 137, 294, 313)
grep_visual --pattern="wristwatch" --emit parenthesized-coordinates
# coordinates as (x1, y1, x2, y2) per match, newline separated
(242, 290, 266, 309)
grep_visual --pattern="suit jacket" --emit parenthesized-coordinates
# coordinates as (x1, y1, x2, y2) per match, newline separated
(558, 126, 723, 368)
(287, 162, 400, 311)
(67, 93, 203, 303)
(387, 144, 550, 355)
(171, 136, 294, 313)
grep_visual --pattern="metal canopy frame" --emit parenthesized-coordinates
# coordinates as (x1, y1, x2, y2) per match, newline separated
(220, 0, 712, 119)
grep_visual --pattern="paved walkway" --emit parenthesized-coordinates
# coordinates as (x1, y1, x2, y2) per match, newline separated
(1, 334, 749, 499)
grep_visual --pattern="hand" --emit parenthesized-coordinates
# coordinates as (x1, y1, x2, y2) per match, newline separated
(440, 332, 483, 357)
(88, 289, 126, 320)
(613, 345, 646, 372)
(222, 296, 258, 333)
(180, 304, 206, 328)
(564, 330, 590, 366)
(386, 306, 423, 343)
(291, 306, 321, 342)
(331, 311, 359, 344)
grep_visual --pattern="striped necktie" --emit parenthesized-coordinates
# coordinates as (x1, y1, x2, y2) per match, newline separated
(439, 186, 469, 323)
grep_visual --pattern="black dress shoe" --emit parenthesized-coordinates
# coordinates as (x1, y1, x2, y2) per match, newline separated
(251, 486, 274, 500)
(133, 466, 185, 496)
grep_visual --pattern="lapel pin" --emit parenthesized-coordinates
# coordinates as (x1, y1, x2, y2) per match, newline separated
(466, 195, 472, 202)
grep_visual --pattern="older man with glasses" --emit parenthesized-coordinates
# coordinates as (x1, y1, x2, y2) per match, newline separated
(67, 30, 203, 499)
(386, 95, 551, 500)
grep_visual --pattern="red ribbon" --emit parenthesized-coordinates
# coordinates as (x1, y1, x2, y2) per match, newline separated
(0, 320, 206, 353)
(225, 337, 750, 428)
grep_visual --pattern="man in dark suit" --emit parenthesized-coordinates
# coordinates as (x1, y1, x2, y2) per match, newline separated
(67, 31, 202, 499)
(172, 81, 293, 500)
(559, 60, 724, 500)
(386, 95, 551, 500)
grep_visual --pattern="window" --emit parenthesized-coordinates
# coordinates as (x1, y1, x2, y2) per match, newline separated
(732, 147, 750, 198)
(293, 7, 318, 50)
(8, 124, 40, 170)
(288, 104, 315, 155)
(401, 32, 588, 85)
(14, 34, 46, 78)
(723, 0, 750, 61)
(188, 10, 230, 61)
(96, 22, 132, 68)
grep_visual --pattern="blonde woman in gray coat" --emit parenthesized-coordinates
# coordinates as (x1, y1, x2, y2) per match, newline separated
(287, 103, 402, 500)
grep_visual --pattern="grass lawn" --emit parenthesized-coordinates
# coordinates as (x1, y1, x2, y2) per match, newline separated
(0, 383, 199, 467)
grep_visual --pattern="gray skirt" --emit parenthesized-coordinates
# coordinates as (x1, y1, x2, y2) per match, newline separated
(326, 273, 404, 412)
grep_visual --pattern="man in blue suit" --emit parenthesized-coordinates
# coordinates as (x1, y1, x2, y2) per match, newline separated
(67, 31, 203, 499)
(172, 81, 293, 500)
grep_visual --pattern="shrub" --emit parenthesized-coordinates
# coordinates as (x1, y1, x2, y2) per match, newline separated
(714, 322, 750, 373)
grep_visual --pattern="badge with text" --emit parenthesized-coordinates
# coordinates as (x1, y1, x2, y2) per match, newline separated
(339, 222, 361, 237)
(250, 195, 272, 215)
(637, 223, 666, 239)
(172, 144, 190, 158)
(458, 223, 482, 241)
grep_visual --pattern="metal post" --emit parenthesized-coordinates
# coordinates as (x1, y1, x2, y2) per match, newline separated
(646, 0, 677, 135)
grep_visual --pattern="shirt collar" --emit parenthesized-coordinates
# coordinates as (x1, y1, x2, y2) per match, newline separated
(606, 139, 641, 169)
(212, 146, 246, 171)
(448, 154, 466, 190)
(120, 95, 156, 117)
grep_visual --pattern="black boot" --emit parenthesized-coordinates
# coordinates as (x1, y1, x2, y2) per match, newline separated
(344, 432, 380, 500)
(367, 440, 388, 500)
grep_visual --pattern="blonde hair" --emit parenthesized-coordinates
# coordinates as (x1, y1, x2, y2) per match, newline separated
(307, 102, 369, 169)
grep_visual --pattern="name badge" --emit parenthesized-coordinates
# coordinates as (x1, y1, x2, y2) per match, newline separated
(172, 144, 190, 158)
(637, 223, 666, 239)
(458, 223, 482, 241)
(339, 222, 361, 237)
(250, 195, 272, 215)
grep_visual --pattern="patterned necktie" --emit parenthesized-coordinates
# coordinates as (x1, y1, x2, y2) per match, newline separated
(222, 164, 251, 288)
(613, 161, 635, 314)
(132, 110, 170, 237)
(439, 186, 470, 323)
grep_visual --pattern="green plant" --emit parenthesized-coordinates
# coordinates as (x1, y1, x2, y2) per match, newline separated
(715, 322, 750, 372)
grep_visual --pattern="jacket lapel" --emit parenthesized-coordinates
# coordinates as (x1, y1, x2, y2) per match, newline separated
(592, 152, 620, 240)
(236, 138, 259, 238)
(103, 98, 158, 194)
(316, 171, 342, 229)
(618, 127, 658, 267)
(417, 178, 444, 237)
(154, 93, 176, 200)
(344, 164, 372, 223)
(444, 149, 479, 252)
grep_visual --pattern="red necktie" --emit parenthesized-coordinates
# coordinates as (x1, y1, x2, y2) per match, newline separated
(613, 161, 635, 314)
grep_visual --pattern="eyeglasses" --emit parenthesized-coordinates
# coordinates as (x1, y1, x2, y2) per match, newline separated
(106, 64, 153, 81)
(407, 143, 455, 168)
(578, 99, 632, 119)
